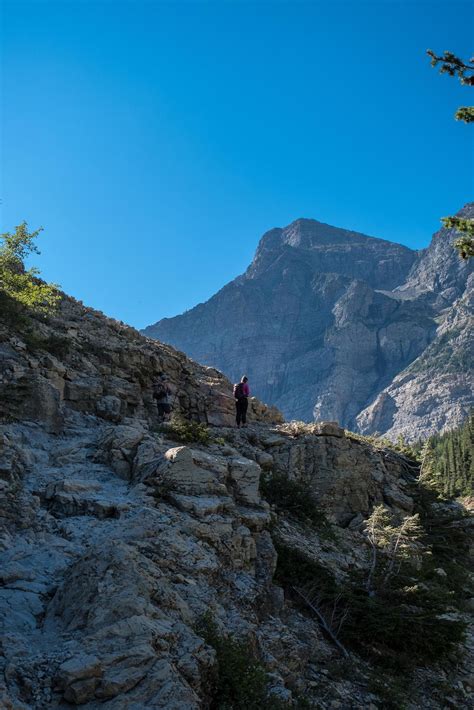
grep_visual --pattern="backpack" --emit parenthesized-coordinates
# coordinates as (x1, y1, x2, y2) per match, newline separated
(153, 382, 167, 400)
(233, 382, 245, 400)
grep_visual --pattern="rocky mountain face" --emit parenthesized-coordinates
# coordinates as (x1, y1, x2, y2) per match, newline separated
(144, 205, 473, 441)
(357, 203, 474, 440)
(0, 295, 472, 708)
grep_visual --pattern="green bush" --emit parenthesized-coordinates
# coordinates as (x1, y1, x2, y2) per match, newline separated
(0, 222, 60, 318)
(273, 540, 340, 599)
(342, 578, 465, 669)
(196, 613, 289, 709)
(22, 330, 71, 358)
(261, 471, 330, 531)
(159, 414, 211, 445)
(45, 334, 71, 358)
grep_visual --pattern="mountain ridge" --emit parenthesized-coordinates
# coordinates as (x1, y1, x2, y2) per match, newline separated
(143, 204, 473, 440)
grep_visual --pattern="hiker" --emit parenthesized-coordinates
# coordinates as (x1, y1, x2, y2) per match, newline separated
(153, 373, 172, 421)
(233, 376, 250, 428)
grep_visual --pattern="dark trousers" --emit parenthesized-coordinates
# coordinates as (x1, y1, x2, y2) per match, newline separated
(235, 397, 248, 425)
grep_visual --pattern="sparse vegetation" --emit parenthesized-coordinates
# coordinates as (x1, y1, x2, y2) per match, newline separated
(278, 421, 317, 437)
(407, 328, 473, 376)
(273, 486, 468, 671)
(413, 484, 472, 610)
(213, 436, 227, 447)
(0, 222, 61, 322)
(159, 414, 211, 445)
(427, 50, 474, 257)
(196, 612, 288, 709)
(345, 430, 421, 461)
(22, 330, 71, 358)
(367, 674, 408, 710)
(260, 470, 330, 531)
(363, 505, 423, 594)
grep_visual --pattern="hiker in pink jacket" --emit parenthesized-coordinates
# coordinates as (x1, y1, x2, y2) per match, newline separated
(233, 376, 250, 428)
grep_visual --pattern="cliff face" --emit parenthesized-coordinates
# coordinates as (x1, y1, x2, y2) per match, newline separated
(356, 273, 474, 439)
(143, 206, 473, 439)
(0, 296, 472, 709)
(356, 203, 474, 440)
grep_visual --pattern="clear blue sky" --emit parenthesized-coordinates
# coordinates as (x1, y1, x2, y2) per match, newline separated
(2, 0, 473, 328)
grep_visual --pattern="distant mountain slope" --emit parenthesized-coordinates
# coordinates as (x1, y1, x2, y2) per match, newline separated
(143, 205, 473, 439)
(357, 275, 473, 440)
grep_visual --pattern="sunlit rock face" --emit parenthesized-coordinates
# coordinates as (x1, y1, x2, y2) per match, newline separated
(144, 205, 473, 439)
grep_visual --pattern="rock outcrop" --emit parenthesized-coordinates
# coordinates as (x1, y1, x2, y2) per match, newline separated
(0, 296, 282, 434)
(144, 205, 473, 440)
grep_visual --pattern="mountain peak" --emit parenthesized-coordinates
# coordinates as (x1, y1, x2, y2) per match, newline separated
(256, 217, 416, 254)
(144, 206, 472, 439)
(248, 216, 416, 285)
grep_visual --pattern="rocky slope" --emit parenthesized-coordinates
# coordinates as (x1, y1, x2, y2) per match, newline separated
(144, 205, 473, 440)
(0, 295, 472, 708)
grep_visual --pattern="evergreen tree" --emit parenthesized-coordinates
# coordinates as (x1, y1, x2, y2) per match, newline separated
(421, 413, 474, 498)
(428, 50, 474, 259)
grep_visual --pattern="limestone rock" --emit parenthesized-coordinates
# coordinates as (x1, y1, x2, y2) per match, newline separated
(228, 456, 262, 506)
(96, 394, 122, 422)
(312, 421, 345, 437)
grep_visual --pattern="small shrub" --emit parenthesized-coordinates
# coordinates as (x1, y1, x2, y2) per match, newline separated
(45, 334, 71, 358)
(363, 505, 423, 594)
(273, 540, 339, 598)
(279, 421, 315, 437)
(0, 291, 29, 327)
(196, 612, 286, 709)
(261, 471, 330, 531)
(367, 674, 408, 710)
(0, 222, 60, 316)
(160, 414, 211, 445)
(22, 330, 70, 358)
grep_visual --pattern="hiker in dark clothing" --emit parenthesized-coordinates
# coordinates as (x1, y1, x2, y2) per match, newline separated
(153, 373, 172, 421)
(233, 376, 250, 428)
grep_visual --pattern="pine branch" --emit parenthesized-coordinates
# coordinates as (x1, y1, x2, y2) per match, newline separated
(292, 586, 350, 658)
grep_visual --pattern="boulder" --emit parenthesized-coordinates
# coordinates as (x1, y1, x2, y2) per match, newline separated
(312, 421, 345, 437)
(96, 395, 122, 422)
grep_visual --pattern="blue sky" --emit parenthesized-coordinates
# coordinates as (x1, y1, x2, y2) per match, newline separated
(2, 0, 473, 328)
